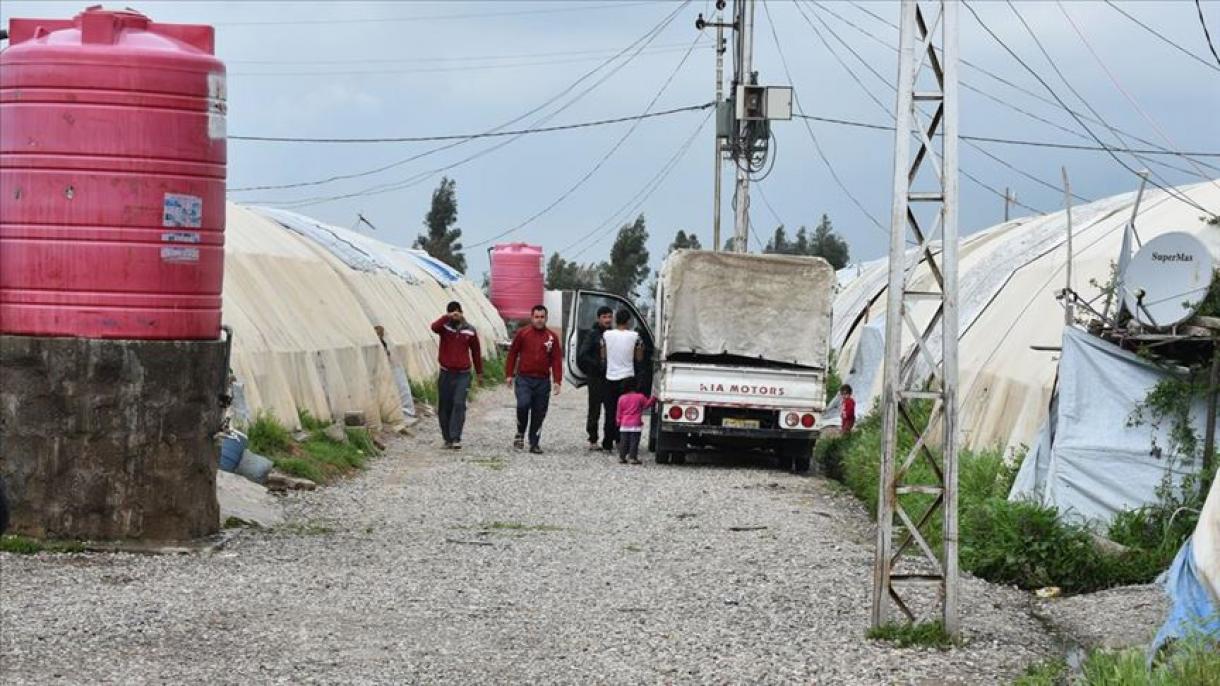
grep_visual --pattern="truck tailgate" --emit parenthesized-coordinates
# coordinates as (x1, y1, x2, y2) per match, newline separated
(660, 362, 825, 411)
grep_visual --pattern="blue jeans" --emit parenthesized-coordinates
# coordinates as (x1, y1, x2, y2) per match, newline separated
(514, 376, 551, 448)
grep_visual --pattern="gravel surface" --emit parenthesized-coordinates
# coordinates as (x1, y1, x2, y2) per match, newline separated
(1033, 584, 1168, 651)
(2, 387, 1063, 684)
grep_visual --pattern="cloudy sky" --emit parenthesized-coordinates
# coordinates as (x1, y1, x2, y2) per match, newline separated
(4, 0, 1218, 282)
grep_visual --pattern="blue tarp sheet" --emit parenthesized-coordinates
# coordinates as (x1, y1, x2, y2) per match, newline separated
(1151, 538, 1220, 656)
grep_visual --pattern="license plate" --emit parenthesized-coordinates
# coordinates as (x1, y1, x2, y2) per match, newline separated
(722, 418, 760, 429)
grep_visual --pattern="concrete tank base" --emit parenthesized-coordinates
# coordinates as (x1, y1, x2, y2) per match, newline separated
(0, 335, 226, 541)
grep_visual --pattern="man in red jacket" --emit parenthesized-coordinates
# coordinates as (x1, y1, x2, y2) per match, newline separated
(505, 304, 562, 454)
(431, 301, 483, 450)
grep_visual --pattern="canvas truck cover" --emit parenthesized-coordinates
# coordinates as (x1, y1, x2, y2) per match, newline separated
(659, 250, 834, 368)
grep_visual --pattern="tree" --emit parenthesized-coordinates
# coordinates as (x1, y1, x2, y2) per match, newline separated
(599, 215, 650, 299)
(808, 214, 850, 269)
(764, 225, 792, 255)
(413, 176, 466, 272)
(668, 229, 702, 253)
(545, 253, 600, 291)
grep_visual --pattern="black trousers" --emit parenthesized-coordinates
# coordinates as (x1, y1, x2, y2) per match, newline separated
(602, 377, 633, 447)
(586, 378, 615, 446)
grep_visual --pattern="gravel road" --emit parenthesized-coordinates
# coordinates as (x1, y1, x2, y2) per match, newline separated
(1, 386, 1061, 684)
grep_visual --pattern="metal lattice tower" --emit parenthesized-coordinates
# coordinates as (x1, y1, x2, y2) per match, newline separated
(872, 0, 960, 635)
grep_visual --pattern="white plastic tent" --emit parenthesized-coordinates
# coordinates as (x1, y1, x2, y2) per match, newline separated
(221, 202, 507, 431)
(822, 179, 1220, 456)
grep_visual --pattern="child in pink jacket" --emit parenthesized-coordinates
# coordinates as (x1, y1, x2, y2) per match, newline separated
(615, 378, 656, 465)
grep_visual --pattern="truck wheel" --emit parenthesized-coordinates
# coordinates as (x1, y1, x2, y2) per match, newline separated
(656, 451, 671, 465)
(783, 441, 813, 473)
(671, 452, 686, 466)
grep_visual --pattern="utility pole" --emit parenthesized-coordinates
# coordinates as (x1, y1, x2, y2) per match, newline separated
(732, 0, 755, 253)
(1003, 187, 1014, 222)
(1062, 167, 1074, 326)
(873, 0, 960, 637)
(712, 12, 726, 252)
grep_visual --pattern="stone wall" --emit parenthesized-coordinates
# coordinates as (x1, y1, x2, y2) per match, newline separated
(0, 335, 226, 540)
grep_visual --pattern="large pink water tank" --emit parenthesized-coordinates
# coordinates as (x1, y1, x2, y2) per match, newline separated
(489, 243, 544, 321)
(0, 7, 226, 340)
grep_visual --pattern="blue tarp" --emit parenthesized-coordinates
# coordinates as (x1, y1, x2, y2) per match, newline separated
(1151, 538, 1220, 657)
(406, 250, 462, 285)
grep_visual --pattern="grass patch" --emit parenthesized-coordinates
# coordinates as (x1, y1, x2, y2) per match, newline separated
(0, 535, 85, 554)
(410, 379, 439, 407)
(246, 411, 293, 455)
(866, 621, 955, 650)
(240, 412, 378, 485)
(470, 457, 506, 471)
(480, 521, 564, 532)
(1080, 636, 1220, 686)
(275, 520, 335, 536)
(1013, 658, 1068, 686)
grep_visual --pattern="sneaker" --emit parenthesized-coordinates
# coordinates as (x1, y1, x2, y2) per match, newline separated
(629, 459, 642, 465)
(601, 443, 614, 452)
(529, 445, 543, 455)
(619, 455, 628, 464)
(451, 441, 462, 451)
(443, 441, 453, 449)
(513, 435, 524, 449)
(587, 441, 601, 451)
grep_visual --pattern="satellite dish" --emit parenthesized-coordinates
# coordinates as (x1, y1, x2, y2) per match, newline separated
(1121, 232, 1215, 328)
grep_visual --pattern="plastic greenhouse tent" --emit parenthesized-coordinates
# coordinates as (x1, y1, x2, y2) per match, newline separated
(221, 203, 506, 431)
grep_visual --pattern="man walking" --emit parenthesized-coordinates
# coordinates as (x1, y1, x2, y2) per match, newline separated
(431, 301, 483, 450)
(505, 305, 562, 454)
(580, 306, 614, 451)
(600, 308, 643, 449)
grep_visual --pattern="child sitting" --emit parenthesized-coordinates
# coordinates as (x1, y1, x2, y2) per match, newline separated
(614, 378, 656, 465)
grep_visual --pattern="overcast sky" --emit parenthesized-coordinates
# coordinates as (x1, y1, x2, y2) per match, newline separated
(4, 0, 1218, 282)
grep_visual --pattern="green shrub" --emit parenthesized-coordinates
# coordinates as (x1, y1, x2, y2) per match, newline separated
(825, 350, 842, 403)
(409, 379, 439, 407)
(814, 433, 849, 481)
(1013, 658, 1068, 686)
(246, 411, 292, 455)
(271, 457, 324, 484)
(1080, 635, 1220, 686)
(481, 354, 507, 387)
(345, 427, 380, 456)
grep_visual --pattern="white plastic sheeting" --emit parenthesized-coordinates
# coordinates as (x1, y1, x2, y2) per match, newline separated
(1009, 328, 1209, 525)
(824, 180, 1220, 451)
(222, 203, 506, 430)
(659, 250, 835, 368)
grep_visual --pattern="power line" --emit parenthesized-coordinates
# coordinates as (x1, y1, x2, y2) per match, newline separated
(466, 30, 705, 249)
(231, 104, 712, 143)
(963, 1, 1214, 217)
(235, 2, 690, 198)
(794, 1, 1069, 210)
(1056, 1, 1220, 193)
(228, 44, 711, 77)
(1198, 0, 1220, 68)
(227, 41, 703, 66)
(215, 2, 654, 27)
(565, 108, 713, 259)
(758, 1, 888, 237)
(837, 0, 1220, 176)
(1101, 0, 1220, 73)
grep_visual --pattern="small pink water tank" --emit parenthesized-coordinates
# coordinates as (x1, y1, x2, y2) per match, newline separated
(0, 7, 226, 340)
(489, 243, 543, 321)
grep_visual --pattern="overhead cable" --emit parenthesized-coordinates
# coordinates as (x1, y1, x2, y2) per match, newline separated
(235, 1, 690, 198)
(1100, 0, 1220, 73)
(963, 0, 1214, 216)
(1197, 0, 1220, 68)
(216, 2, 654, 27)
(466, 29, 706, 249)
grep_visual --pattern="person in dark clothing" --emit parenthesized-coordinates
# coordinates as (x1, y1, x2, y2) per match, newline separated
(505, 304, 563, 454)
(580, 306, 614, 451)
(431, 301, 483, 450)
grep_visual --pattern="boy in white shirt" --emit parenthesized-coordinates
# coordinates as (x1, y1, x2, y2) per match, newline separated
(600, 308, 643, 449)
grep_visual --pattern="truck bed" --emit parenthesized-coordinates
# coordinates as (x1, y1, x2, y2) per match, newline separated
(659, 361, 826, 412)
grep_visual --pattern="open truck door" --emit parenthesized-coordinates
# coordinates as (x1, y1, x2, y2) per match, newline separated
(556, 290, 654, 391)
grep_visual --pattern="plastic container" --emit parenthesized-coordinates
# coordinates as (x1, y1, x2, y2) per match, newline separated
(219, 431, 247, 472)
(489, 243, 544, 321)
(0, 7, 227, 339)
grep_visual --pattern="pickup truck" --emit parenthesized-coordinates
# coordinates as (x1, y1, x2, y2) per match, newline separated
(549, 249, 834, 472)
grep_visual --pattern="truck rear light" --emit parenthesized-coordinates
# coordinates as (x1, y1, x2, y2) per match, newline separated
(784, 412, 800, 428)
(801, 413, 816, 428)
(684, 406, 699, 421)
(668, 406, 684, 420)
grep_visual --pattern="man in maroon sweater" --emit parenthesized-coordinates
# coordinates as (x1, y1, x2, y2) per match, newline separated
(431, 301, 483, 450)
(505, 304, 563, 453)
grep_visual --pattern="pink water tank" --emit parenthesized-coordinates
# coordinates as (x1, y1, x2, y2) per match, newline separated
(489, 243, 544, 321)
(0, 7, 226, 340)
